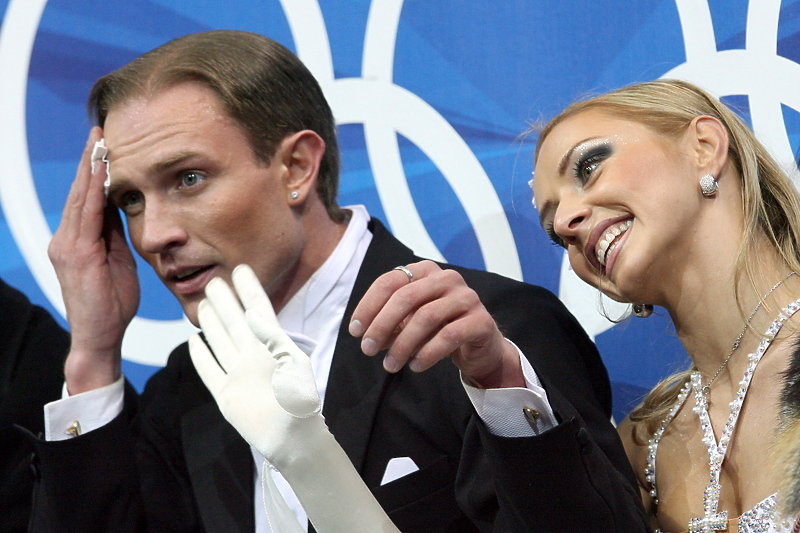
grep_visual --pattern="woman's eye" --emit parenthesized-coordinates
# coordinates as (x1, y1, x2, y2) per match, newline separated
(578, 156, 601, 181)
(574, 144, 611, 184)
(179, 171, 205, 187)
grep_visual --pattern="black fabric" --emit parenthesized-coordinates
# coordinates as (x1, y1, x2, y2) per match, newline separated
(0, 279, 69, 532)
(29, 219, 647, 532)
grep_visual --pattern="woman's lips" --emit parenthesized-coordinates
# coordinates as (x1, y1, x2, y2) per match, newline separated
(584, 215, 633, 272)
(596, 219, 632, 267)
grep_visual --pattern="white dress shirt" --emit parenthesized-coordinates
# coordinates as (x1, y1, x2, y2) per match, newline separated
(461, 344, 557, 437)
(252, 204, 372, 532)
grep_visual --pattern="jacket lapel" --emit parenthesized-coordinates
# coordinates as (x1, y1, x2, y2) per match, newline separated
(182, 400, 254, 533)
(323, 218, 417, 473)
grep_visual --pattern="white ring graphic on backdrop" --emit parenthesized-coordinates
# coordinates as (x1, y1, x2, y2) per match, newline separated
(282, 0, 522, 280)
(0, 0, 520, 366)
(666, 0, 800, 182)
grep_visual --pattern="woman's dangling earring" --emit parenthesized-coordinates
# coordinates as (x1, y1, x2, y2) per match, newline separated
(632, 303, 653, 318)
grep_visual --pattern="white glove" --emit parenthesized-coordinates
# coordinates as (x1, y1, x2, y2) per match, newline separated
(189, 264, 400, 533)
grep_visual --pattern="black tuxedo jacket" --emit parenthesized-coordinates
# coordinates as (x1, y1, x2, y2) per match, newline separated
(29, 219, 647, 532)
(0, 278, 69, 533)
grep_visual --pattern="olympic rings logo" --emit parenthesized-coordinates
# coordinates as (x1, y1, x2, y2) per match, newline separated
(4, 0, 796, 359)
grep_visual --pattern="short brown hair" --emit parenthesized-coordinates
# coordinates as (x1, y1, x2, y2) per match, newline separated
(89, 30, 344, 222)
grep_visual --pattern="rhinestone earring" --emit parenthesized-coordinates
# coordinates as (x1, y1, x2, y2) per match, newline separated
(632, 303, 653, 318)
(699, 174, 719, 197)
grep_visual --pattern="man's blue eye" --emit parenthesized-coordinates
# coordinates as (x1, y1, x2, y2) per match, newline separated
(181, 171, 204, 187)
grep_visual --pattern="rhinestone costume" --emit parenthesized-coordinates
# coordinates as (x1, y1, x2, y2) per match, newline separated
(646, 299, 800, 533)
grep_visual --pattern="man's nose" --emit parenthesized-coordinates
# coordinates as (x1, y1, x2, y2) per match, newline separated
(137, 202, 188, 255)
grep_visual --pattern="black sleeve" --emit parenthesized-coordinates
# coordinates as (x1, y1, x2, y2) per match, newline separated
(475, 417, 648, 532)
(28, 347, 213, 533)
(27, 387, 146, 533)
(453, 272, 649, 532)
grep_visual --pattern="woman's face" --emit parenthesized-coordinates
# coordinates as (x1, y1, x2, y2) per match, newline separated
(533, 109, 701, 304)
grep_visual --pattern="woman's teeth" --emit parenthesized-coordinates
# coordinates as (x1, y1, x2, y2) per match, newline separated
(596, 219, 632, 266)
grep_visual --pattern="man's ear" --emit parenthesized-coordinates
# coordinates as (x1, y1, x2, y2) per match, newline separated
(278, 130, 326, 205)
(687, 115, 729, 178)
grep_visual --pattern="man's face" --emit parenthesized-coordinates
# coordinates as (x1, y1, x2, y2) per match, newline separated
(103, 81, 305, 325)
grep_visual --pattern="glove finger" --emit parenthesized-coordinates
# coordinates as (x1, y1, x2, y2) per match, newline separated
(188, 333, 227, 397)
(232, 264, 278, 323)
(231, 266, 299, 357)
(197, 297, 239, 373)
(245, 308, 297, 356)
(205, 277, 255, 354)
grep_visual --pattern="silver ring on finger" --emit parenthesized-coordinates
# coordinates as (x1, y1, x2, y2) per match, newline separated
(393, 265, 414, 282)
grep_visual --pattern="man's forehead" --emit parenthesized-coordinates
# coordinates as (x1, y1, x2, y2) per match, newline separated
(103, 88, 226, 155)
(104, 82, 230, 131)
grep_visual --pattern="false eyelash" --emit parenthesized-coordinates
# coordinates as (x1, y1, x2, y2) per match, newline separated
(545, 222, 566, 248)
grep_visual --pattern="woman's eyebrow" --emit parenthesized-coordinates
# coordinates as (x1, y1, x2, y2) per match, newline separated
(557, 136, 604, 175)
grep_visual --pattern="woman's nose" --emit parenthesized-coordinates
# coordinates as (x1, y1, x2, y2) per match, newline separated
(552, 196, 590, 247)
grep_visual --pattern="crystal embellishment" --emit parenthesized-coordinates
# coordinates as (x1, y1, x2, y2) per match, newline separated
(646, 298, 800, 533)
(688, 509, 728, 532)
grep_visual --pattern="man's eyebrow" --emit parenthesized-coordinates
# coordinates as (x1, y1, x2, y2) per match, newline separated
(151, 151, 199, 173)
(557, 136, 602, 175)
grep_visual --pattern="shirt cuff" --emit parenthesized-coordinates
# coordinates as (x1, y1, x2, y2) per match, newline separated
(44, 376, 125, 441)
(462, 340, 558, 437)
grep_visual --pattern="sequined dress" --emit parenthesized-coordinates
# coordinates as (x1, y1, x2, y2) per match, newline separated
(648, 390, 797, 532)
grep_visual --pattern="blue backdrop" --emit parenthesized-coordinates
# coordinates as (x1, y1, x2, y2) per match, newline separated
(2, 0, 799, 421)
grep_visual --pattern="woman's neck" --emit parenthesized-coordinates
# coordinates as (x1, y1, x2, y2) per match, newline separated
(669, 239, 798, 381)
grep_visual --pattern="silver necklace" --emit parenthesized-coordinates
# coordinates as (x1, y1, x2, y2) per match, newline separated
(702, 271, 796, 397)
(646, 298, 800, 533)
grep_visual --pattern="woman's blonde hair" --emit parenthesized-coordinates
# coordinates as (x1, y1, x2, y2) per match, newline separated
(534, 79, 800, 429)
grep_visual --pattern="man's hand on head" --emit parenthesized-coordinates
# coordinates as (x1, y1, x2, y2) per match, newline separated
(348, 260, 525, 389)
(49, 127, 140, 395)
